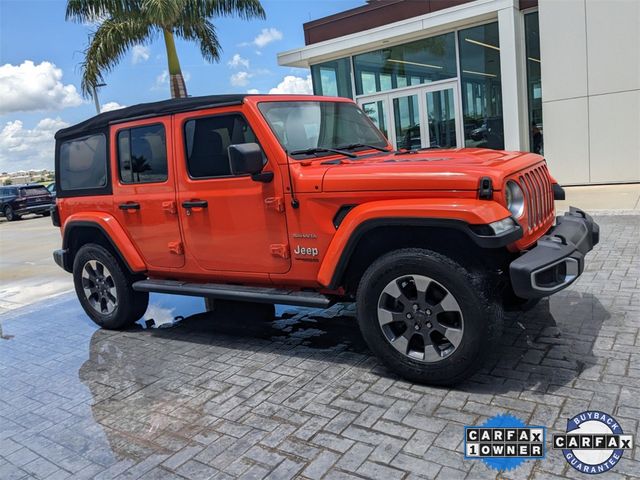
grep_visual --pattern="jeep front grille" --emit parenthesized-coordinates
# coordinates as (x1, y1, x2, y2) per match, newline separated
(519, 164, 554, 233)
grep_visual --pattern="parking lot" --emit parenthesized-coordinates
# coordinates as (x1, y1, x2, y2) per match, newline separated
(1, 213, 639, 479)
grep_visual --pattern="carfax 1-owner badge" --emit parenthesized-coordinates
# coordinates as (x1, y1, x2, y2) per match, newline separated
(553, 410, 634, 474)
(464, 414, 545, 472)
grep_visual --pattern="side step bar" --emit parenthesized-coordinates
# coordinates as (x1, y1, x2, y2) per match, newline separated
(132, 279, 333, 308)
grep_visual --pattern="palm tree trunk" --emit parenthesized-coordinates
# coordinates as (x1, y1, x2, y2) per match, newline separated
(163, 29, 187, 99)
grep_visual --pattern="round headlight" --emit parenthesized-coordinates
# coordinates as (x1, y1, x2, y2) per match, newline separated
(505, 180, 524, 218)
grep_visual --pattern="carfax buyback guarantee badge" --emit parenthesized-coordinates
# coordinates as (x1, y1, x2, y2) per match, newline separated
(464, 414, 546, 472)
(553, 411, 634, 474)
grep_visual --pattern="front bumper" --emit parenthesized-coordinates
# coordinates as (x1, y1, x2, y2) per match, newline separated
(509, 207, 599, 298)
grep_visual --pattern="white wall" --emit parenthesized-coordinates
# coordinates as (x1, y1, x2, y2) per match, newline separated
(539, 0, 640, 185)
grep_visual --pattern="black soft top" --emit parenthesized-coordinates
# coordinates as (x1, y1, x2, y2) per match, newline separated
(55, 94, 247, 140)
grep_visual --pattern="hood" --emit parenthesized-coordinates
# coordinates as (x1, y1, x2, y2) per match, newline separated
(314, 148, 545, 193)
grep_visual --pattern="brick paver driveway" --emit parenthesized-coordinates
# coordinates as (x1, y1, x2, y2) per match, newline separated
(1, 214, 639, 479)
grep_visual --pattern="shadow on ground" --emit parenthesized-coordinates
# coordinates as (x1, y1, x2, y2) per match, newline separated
(76, 290, 609, 461)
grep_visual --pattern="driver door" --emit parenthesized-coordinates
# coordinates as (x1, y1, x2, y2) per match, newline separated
(174, 108, 290, 274)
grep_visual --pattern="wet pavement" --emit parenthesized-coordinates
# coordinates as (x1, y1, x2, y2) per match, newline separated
(0, 215, 72, 313)
(0, 215, 639, 479)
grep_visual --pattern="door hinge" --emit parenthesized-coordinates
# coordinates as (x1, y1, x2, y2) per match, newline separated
(168, 241, 184, 255)
(265, 196, 285, 213)
(270, 243, 290, 259)
(162, 201, 177, 215)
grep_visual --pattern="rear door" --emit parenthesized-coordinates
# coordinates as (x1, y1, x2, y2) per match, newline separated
(174, 107, 290, 274)
(110, 116, 184, 269)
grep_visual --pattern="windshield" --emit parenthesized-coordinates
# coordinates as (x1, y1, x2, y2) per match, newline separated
(258, 101, 388, 156)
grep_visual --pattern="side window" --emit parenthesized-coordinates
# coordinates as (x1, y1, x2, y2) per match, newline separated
(59, 134, 108, 191)
(118, 124, 167, 184)
(184, 114, 260, 179)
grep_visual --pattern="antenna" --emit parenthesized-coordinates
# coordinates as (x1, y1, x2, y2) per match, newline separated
(285, 148, 299, 209)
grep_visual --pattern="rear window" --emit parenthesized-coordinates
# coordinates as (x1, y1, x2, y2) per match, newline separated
(20, 186, 49, 197)
(59, 134, 107, 191)
(117, 124, 168, 184)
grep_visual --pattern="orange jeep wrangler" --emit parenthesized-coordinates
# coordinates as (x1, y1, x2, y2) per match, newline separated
(52, 94, 599, 385)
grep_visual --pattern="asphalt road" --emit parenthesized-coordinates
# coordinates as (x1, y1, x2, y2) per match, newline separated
(0, 214, 72, 313)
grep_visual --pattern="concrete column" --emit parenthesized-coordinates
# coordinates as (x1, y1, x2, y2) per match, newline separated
(498, 5, 529, 152)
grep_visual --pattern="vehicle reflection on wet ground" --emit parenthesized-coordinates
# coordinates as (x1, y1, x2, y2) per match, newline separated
(1, 215, 639, 479)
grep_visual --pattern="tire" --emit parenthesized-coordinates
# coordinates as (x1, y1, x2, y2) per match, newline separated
(205, 298, 275, 321)
(4, 205, 20, 221)
(73, 243, 148, 330)
(42, 210, 51, 217)
(356, 248, 503, 386)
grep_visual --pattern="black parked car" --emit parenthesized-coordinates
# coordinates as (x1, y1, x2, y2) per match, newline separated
(0, 184, 54, 221)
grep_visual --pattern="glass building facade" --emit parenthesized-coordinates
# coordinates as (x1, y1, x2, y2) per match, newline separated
(525, 12, 543, 154)
(282, 0, 640, 185)
(306, 19, 520, 152)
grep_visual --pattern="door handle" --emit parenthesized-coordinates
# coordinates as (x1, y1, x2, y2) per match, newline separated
(182, 200, 208, 209)
(119, 202, 140, 210)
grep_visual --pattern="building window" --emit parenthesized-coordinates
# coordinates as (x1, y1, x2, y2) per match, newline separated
(525, 12, 543, 154)
(59, 133, 108, 191)
(458, 22, 504, 149)
(361, 99, 389, 139)
(184, 114, 260, 178)
(310, 58, 353, 98)
(117, 124, 168, 184)
(353, 32, 457, 96)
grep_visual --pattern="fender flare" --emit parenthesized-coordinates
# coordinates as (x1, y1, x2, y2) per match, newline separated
(62, 213, 146, 273)
(317, 199, 520, 288)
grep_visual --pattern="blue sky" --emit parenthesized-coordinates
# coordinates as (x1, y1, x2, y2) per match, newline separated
(0, 0, 363, 172)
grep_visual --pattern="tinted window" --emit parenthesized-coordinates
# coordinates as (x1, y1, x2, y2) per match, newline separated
(118, 124, 168, 184)
(458, 22, 504, 150)
(184, 114, 259, 178)
(525, 12, 543, 154)
(310, 58, 353, 98)
(20, 186, 49, 197)
(353, 32, 457, 96)
(59, 134, 107, 191)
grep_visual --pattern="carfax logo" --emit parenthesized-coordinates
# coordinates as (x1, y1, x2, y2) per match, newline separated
(464, 414, 545, 472)
(553, 411, 634, 474)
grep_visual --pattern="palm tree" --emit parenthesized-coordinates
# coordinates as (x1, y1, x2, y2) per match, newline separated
(66, 0, 265, 99)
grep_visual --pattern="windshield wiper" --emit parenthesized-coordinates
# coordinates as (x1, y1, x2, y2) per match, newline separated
(337, 143, 391, 153)
(395, 146, 442, 155)
(289, 147, 357, 158)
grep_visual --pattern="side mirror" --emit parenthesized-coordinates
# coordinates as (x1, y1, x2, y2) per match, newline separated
(228, 143, 273, 183)
(228, 142, 261, 173)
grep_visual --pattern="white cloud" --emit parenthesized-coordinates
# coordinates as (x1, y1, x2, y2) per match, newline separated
(230, 71, 252, 87)
(132, 45, 150, 64)
(153, 69, 190, 90)
(0, 117, 68, 172)
(0, 61, 83, 115)
(241, 28, 283, 49)
(254, 28, 283, 48)
(269, 75, 313, 95)
(101, 101, 126, 112)
(227, 54, 249, 69)
(246, 89, 260, 94)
